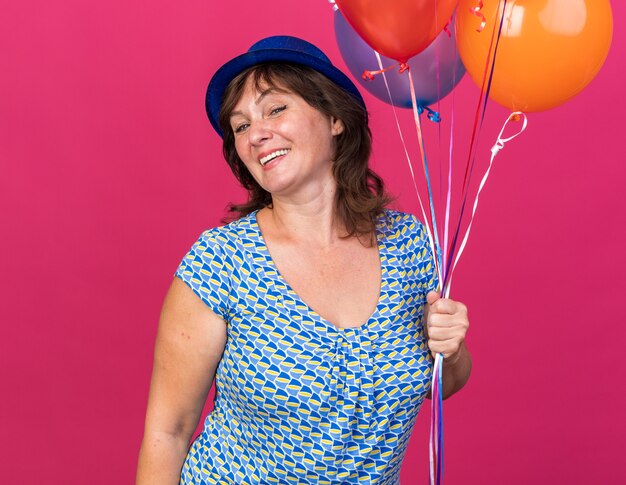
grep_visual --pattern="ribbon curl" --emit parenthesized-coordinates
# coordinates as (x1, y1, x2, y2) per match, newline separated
(469, 1, 487, 32)
(362, 62, 408, 80)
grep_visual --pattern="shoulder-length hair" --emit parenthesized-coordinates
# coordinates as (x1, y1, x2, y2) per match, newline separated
(217, 63, 391, 241)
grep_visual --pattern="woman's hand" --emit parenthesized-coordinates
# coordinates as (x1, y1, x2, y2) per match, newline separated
(425, 291, 469, 365)
(425, 291, 472, 398)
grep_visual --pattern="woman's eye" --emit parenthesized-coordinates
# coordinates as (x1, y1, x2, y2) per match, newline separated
(233, 123, 249, 134)
(270, 105, 287, 116)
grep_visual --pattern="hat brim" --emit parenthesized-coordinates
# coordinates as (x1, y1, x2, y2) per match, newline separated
(206, 47, 365, 137)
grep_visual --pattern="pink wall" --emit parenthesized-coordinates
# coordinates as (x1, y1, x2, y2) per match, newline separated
(1, 1, 624, 483)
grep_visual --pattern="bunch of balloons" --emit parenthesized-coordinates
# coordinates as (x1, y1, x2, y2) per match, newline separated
(334, 0, 613, 112)
(333, 2, 613, 484)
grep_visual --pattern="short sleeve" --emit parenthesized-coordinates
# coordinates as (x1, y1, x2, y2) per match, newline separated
(395, 212, 439, 295)
(175, 230, 232, 320)
(416, 219, 440, 294)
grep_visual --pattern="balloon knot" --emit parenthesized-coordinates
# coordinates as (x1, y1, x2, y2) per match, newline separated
(491, 141, 504, 156)
(492, 112, 528, 156)
(429, 111, 442, 123)
(420, 105, 442, 123)
(362, 62, 407, 81)
(362, 70, 376, 81)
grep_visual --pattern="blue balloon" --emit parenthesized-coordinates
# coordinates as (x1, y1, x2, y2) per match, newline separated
(334, 10, 465, 109)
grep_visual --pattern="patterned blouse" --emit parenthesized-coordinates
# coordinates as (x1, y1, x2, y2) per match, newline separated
(176, 210, 437, 484)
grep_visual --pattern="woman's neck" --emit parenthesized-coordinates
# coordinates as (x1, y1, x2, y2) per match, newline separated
(258, 190, 345, 249)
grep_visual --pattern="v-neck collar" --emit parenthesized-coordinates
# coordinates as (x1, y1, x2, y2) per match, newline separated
(241, 210, 389, 333)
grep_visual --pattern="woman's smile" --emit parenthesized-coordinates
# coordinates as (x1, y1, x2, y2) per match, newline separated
(259, 148, 290, 167)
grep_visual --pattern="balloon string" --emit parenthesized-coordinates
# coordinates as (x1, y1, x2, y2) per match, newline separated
(429, 352, 444, 485)
(375, 71, 445, 485)
(431, 2, 444, 483)
(429, 356, 435, 485)
(469, 1, 487, 32)
(446, 112, 527, 292)
(434, 5, 443, 242)
(375, 52, 439, 265)
(437, 355, 442, 485)
(460, 0, 503, 193)
(362, 62, 409, 81)
(442, 0, 508, 292)
(438, 352, 444, 483)
(408, 67, 444, 286)
(442, 41, 458, 292)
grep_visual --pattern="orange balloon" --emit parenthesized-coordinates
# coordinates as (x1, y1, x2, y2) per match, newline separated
(455, 0, 613, 112)
(336, 0, 459, 63)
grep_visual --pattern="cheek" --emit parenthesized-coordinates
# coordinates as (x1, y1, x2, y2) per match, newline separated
(234, 145, 261, 180)
(240, 158, 258, 177)
(233, 137, 244, 155)
(234, 140, 252, 165)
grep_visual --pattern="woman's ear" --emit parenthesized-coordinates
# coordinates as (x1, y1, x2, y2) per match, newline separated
(331, 117, 344, 136)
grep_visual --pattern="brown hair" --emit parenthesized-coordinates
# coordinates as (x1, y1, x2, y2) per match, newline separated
(218, 63, 391, 240)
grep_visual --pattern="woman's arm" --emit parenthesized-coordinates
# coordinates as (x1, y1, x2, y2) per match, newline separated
(425, 291, 472, 399)
(136, 277, 227, 484)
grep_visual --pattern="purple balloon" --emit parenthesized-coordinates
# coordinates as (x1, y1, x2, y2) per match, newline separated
(334, 10, 465, 109)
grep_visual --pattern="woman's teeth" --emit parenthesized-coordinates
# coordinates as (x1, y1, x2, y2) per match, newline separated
(260, 149, 290, 166)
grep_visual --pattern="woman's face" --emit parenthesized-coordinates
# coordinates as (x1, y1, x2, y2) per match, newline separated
(228, 76, 344, 201)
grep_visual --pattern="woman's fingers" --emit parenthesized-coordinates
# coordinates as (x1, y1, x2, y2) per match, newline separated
(429, 297, 467, 317)
(426, 295, 469, 360)
(427, 337, 464, 360)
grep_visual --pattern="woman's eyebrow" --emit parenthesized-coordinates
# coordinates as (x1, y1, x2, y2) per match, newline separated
(255, 87, 289, 104)
(230, 87, 290, 119)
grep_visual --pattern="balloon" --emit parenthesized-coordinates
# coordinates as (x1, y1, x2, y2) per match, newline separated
(335, 0, 460, 63)
(455, 0, 613, 112)
(334, 10, 465, 109)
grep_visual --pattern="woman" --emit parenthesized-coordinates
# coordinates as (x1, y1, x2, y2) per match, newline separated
(137, 36, 471, 485)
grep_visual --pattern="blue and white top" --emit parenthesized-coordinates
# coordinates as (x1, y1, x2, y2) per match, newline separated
(176, 210, 437, 485)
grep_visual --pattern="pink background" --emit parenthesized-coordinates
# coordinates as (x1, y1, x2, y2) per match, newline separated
(2, 1, 625, 483)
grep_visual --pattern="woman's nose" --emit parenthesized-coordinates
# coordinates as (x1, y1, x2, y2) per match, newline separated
(248, 120, 272, 145)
